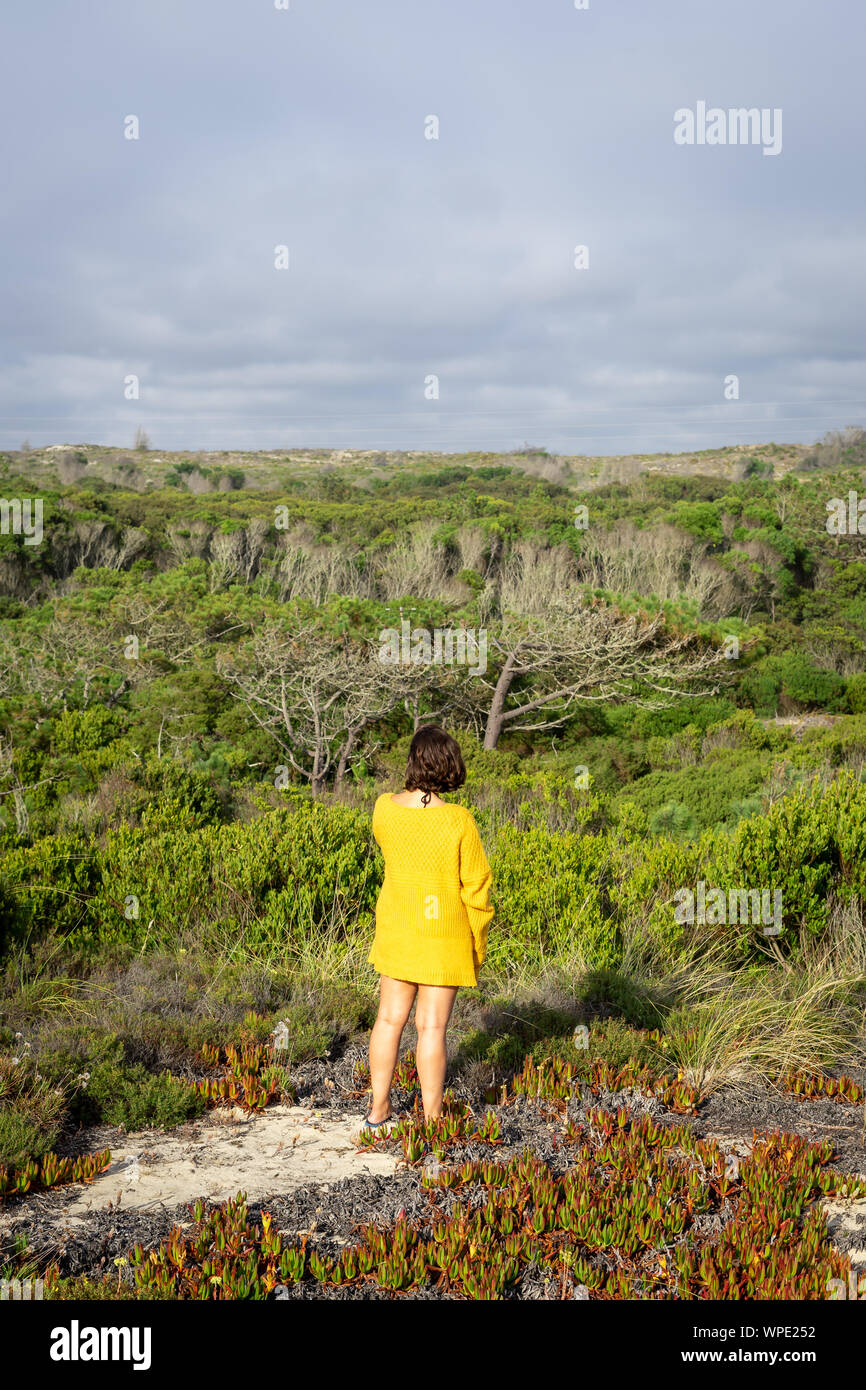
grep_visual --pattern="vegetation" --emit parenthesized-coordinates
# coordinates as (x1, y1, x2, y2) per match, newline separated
(1, 435, 864, 1300)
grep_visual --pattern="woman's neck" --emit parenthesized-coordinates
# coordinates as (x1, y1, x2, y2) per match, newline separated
(393, 787, 446, 807)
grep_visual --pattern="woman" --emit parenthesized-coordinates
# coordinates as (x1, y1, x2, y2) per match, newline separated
(363, 724, 494, 1132)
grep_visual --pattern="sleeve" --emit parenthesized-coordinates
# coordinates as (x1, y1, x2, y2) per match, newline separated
(458, 813, 494, 965)
(371, 794, 384, 849)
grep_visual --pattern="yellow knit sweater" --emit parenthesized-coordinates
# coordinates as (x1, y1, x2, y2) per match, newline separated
(368, 793, 494, 987)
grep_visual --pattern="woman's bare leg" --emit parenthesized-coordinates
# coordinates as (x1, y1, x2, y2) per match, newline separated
(414, 984, 459, 1120)
(368, 975, 418, 1122)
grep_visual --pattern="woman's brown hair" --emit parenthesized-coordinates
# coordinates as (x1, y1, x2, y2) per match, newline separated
(404, 725, 466, 804)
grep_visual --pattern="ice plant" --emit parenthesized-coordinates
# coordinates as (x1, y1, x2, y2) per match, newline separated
(0, 1148, 111, 1203)
(779, 1070, 863, 1105)
(194, 1042, 296, 1113)
(121, 1105, 866, 1301)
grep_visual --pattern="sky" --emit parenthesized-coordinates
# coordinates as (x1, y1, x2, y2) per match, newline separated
(1, 0, 864, 457)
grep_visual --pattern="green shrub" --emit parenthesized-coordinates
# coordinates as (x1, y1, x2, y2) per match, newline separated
(46, 1277, 173, 1301)
(52, 707, 123, 755)
(739, 652, 847, 715)
(490, 824, 614, 967)
(608, 833, 702, 964)
(456, 999, 579, 1073)
(3, 774, 864, 974)
(820, 770, 866, 903)
(0, 1106, 60, 1169)
(648, 802, 699, 839)
(80, 1060, 205, 1130)
(575, 969, 666, 1030)
(845, 672, 866, 714)
(531, 1016, 662, 1072)
(712, 779, 841, 946)
(0, 834, 101, 945)
(0, 1054, 66, 1167)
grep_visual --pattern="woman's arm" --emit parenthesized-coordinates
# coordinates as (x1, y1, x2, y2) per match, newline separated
(458, 814, 494, 965)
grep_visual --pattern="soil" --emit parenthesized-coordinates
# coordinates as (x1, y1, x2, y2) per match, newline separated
(3, 1044, 865, 1297)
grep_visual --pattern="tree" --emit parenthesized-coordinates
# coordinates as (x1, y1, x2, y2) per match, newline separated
(0, 614, 131, 709)
(0, 733, 31, 837)
(216, 620, 419, 795)
(479, 600, 730, 750)
(0, 593, 233, 711)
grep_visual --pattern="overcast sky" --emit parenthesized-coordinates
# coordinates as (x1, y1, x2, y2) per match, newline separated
(1, 0, 864, 456)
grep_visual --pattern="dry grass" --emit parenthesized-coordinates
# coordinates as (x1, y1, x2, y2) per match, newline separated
(1, 938, 104, 1028)
(660, 970, 856, 1095)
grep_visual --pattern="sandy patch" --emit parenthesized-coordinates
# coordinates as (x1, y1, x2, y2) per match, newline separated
(821, 1197, 866, 1271)
(0, 1105, 398, 1233)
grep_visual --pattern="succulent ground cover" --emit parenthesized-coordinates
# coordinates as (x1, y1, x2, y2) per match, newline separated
(19, 1036, 864, 1302)
(0, 1147, 110, 1202)
(195, 1041, 297, 1112)
(52, 1109, 860, 1301)
(778, 1071, 863, 1104)
(3, 1011, 865, 1300)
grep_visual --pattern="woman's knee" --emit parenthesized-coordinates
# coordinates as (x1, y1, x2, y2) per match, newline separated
(414, 1017, 449, 1038)
(376, 978, 417, 1030)
(375, 1005, 410, 1031)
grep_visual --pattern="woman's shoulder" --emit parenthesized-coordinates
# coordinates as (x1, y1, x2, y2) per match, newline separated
(373, 791, 467, 815)
(454, 804, 485, 839)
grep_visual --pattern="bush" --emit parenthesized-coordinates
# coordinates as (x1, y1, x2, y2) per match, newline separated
(0, 1054, 66, 1167)
(36, 1027, 205, 1130)
(845, 672, 866, 714)
(0, 834, 101, 947)
(615, 753, 767, 835)
(0, 1105, 59, 1170)
(490, 824, 614, 968)
(3, 776, 864, 972)
(712, 779, 841, 946)
(81, 1061, 205, 1130)
(51, 707, 123, 755)
(574, 970, 665, 1030)
(739, 652, 847, 716)
(648, 802, 699, 839)
(456, 999, 580, 1073)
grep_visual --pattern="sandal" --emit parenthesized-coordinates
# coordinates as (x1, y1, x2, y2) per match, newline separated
(359, 1111, 396, 1135)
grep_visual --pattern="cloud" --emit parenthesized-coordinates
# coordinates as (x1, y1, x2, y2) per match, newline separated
(0, 0, 864, 454)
